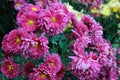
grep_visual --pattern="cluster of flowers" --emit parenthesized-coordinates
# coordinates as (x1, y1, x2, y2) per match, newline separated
(77, 0, 103, 9)
(68, 15, 118, 79)
(16, 3, 70, 36)
(1, 54, 65, 80)
(1, 0, 119, 80)
(8, 0, 60, 11)
(1, 0, 69, 79)
(90, 0, 120, 18)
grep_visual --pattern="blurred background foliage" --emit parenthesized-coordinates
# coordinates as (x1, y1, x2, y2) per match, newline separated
(0, 0, 120, 80)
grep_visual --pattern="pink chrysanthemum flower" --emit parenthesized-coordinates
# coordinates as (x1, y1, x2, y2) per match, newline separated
(29, 63, 51, 80)
(17, 4, 40, 20)
(49, 2, 70, 16)
(22, 33, 49, 59)
(17, 12, 39, 32)
(22, 4, 41, 13)
(17, 4, 40, 32)
(14, 0, 27, 11)
(55, 65, 66, 80)
(2, 29, 28, 54)
(34, 0, 48, 8)
(23, 62, 36, 76)
(81, 15, 96, 30)
(39, 9, 69, 36)
(45, 53, 62, 75)
(72, 22, 88, 38)
(69, 52, 100, 79)
(1, 58, 20, 79)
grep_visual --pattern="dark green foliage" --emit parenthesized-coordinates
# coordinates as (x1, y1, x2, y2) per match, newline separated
(0, 0, 17, 46)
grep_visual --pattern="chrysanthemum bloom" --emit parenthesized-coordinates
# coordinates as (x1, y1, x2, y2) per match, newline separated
(69, 52, 100, 79)
(34, 0, 48, 8)
(72, 22, 88, 38)
(22, 4, 41, 13)
(1, 58, 20, 78)
(81, 15, 96, 30)
(72, 41, 85, 55)
(2, 29, 28, 54)
(17, 4, 40, 20)
(17, 12, 39, 32)
(49, 2, 70, 16)
(39, 9, 69, 36)
(45, 53, 62, 75)
(29, 63, 51, 80)
(23, 62, 36, 76)
(55, 65, 66, 80)
(14, 0, 27, 11)
(22, 33, 49, 59)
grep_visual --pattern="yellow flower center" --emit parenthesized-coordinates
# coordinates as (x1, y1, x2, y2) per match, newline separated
(16, 3, 20, 7)
(33, 42, 38, 48)
(51, 17, 56, 22)
(50, 62, 54, 66)
(16, 37, 21, 44)
(32, 7, 37, 11)
(28, 20, 34, 26)
(40, 73, 46, 79)
(8, 65, 13, 70)
(40, 0, 43, 4)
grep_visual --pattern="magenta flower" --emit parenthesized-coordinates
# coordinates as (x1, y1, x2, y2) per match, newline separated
(45, 53, 62, 75)
(49, 2, 70, 17)
(23, 62, 36, 76)
(72, 22, 88, 38)
(22, 4, 41, 13)
(29, 63, 51, 80)
(13, 0, 28, 11)
(34, 0, 48, 8)
(39, 9, 69, 36)
(17, 4, 41, 32)
(22, 33, 49, 59)
(55, 65, 66, 80)
(17, 12, 39, 32)
(2, 29, 28, 54)
(69, 52, 100, 79)
(1, 58, 20, 79)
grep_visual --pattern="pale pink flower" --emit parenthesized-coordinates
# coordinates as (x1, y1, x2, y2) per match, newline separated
(69, 52, 100, 79)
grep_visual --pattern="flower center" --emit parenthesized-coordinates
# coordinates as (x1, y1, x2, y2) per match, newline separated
(16, 3, 20, 7)
(33, 42, 38, 48)
(40, 0, 43, 4)
(28, 20, 34, 26)
(40, 73, 46, 79)
(16, 37, 21, 44)
(51, 17, 56, 22)
(50, 62, 54, 66)
(8, 65, 13, 70)
(32, 7, 37, 11)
